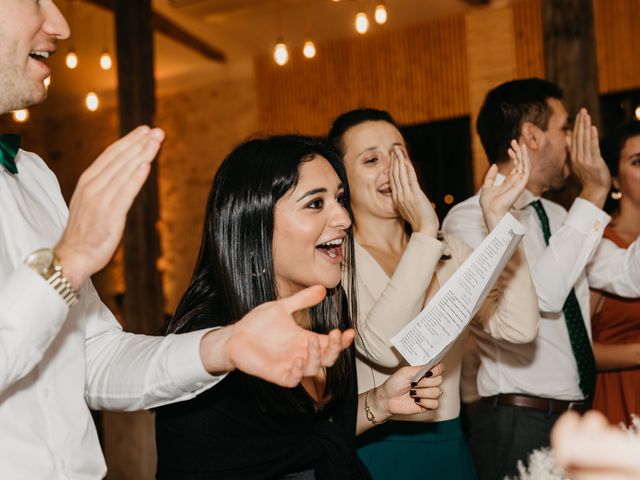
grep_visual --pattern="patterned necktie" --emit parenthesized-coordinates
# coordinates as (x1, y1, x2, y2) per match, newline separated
(530, 199, 595, 400)
(0, 134, 20, 174)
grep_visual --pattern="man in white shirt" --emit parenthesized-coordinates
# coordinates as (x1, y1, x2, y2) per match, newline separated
(442, 78, 640, 480)
(0, 1, 353, 478)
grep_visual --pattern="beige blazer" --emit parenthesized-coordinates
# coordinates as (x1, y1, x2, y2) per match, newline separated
(349, 231, 538, 422)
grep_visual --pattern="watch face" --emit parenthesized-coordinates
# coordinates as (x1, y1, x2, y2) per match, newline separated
(25, 248, 55, 276)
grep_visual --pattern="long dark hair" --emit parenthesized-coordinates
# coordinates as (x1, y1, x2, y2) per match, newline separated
(167, 135, 357, 414)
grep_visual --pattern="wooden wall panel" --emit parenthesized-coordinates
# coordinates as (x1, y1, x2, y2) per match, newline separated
(466, 6, 519, 189)
(255, 15, 469, 136)
(513, 0, 545, 78)
(594, 0, 640, 93)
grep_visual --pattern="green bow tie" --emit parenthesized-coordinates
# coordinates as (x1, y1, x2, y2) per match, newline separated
(0, 134, 20, 175)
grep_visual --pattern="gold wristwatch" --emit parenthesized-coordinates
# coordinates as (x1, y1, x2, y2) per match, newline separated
(24, 248, 79, 306)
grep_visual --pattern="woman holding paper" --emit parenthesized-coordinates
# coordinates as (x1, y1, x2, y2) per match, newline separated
(154, 135, 445, 479)
(328, 109, 539, 479)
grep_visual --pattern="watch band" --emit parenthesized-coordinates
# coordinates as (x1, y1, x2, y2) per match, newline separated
(47, 264, 79, 306)
(24, 248, 79, 307)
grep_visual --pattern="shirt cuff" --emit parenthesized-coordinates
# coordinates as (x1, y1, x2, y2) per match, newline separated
(164, 328, 227, 394)
(1, 266, 69, 345)
(564, 198, 611, 236)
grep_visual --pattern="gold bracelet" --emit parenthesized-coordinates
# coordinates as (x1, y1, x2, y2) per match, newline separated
(364, 390, 377, 425)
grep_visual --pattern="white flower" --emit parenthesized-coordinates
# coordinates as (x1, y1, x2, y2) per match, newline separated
(510, 414, 640, 480)
(506, 448, 569, 480)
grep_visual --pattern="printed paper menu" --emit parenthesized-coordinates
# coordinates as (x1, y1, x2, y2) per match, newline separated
(390, 213, 526, 378)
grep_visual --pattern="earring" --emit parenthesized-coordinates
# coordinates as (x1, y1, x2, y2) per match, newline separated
(611, 189, 622, 200)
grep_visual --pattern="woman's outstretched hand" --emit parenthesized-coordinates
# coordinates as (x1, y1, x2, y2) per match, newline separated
(389, 146, 439, 237)
(199, 285, 356, 387)
(479, 139, 531, 231)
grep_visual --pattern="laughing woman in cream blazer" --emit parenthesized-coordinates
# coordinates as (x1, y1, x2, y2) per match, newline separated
(328, 108, 539, 480)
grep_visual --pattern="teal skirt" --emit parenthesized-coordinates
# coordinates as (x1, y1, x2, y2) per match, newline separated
(356, 417, 477, 479)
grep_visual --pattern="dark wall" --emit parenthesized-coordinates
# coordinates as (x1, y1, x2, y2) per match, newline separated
(401, 116, 474, 220)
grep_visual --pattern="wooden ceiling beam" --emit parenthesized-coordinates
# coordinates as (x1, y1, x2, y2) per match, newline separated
(82, 0, 226, 62)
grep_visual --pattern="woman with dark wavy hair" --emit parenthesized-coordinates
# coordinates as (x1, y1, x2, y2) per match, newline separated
(155, 135, 444, 480)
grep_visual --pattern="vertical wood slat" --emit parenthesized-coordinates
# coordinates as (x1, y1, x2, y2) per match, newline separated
(513, 0, 545, 78)
(465, 6, 519, 189)
(255, 15, 469, 136)
(594, 0, 640, 93)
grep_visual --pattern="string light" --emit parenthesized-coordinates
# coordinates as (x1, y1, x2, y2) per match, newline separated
(303, 40, 316, 59)
(444, 194, 455, 205)
(375, 3, 388, 24)
(273, 41, 289, 66)
(100, 51, 112, 71)
(85, 92, 99, 112)
(355, 11, 369, 34)
(44, 76, 51, 89)
(12, 109, 29, 123)
(635, 105, 640, 121)
(65, 50, 78, 69)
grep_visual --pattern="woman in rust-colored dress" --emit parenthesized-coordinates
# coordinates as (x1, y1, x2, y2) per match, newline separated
(591, 121, 640, 425)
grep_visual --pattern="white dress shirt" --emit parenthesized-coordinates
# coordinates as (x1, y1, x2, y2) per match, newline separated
(0, 150, 223, 479)
(442, 174, 640, 401)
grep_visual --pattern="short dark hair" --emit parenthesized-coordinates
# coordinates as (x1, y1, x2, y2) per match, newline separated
(600, 121, 640, 177)
(167, 135, 356, 414)
(477, 78, 564, 164)
(327, 108, 398, 156)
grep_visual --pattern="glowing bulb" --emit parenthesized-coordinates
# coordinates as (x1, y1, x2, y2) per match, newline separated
(635, 105, 640, 121)
(303, 40, 316, 59)
(355, 12, 369, 34)
(375, 4, 387, 24)
(100, 52, 112, 71)
(12, 109, 29, 123)
(44, 76, 51, 88)
(85, 92, 99, 112)
(65, 50, 78, 69)
(273, 42, 289, 66)
(444, 194, 455, 205)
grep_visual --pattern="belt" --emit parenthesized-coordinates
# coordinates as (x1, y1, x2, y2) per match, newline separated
(481, 393, 590, 415)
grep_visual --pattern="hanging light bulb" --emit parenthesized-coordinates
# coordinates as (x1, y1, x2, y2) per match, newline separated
(43, 76, 51, 89)
(273, 41, 289, 66)
(12, 109, 29, 123)
(303, 40, 316, 59)
(85, 92, 99, 112)
(355, 11, 369, 34)
(65, 50, 78, 69)
(374, 3, 387, 24)
(635, 105, 640, 121)
(100, 51, 112, 71)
